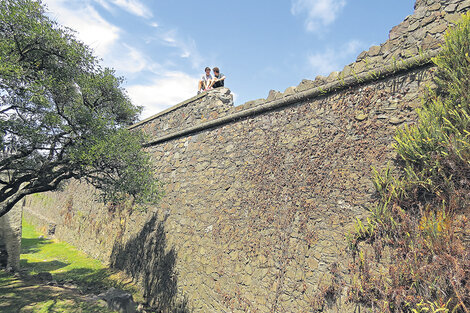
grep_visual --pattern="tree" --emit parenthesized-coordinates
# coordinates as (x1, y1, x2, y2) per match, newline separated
(0, 0, 160, 218)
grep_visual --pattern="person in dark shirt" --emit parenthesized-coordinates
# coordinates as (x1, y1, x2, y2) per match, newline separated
(210, 67, 226, 89)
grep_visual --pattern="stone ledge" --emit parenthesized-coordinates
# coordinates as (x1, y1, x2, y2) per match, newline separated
(129, 92, 207, 130)
(143, 51, 436, 147)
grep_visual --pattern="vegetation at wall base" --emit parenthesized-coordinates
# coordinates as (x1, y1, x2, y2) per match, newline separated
(348, 12, 470, 313)
(0, 0, 161, 218)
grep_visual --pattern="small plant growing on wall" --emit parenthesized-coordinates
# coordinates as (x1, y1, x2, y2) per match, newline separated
(348, 12, 470, 313)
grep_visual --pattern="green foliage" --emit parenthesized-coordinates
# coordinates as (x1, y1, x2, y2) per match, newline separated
(349, 12, 470, 313)
(0, 0, 161, 216)
(394, 12, 470, 192)
(406, 300, 451, 313)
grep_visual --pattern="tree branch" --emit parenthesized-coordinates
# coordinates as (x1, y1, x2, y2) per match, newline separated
(0, 168, 77, 218)
(0, 148, 35, 170)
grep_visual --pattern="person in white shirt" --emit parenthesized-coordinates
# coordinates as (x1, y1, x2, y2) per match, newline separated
(198, 67, 212, 93)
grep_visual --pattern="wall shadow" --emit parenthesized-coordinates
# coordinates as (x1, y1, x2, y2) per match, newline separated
(110, 213, 190, 312)
(0, 270, 117, 313)
(21, 237, 51, 254)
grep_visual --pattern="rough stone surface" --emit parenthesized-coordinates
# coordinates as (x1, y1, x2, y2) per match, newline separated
(24, 67, 431, 312)
(266, 89, 282, 102)
(22, 1, 470, 312)
(0, 203, 22, 271)
(99, 288, 137, 313)
(283, 86, 297, 97)
(129, 87, 234, 139)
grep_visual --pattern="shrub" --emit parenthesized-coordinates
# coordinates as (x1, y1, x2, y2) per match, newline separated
(349, 12, 470, 313)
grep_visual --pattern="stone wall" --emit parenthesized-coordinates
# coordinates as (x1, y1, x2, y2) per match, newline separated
(23, 0, 470, 312)
(0, 203, 22, 271)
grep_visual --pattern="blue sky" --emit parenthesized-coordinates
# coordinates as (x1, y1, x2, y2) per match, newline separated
(42, 0, 415, 119)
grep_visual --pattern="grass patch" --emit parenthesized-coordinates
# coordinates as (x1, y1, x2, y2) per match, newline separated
(0, 219, 142, 312)
(20, 219, 117, 293)
(0, 269, 115, 313)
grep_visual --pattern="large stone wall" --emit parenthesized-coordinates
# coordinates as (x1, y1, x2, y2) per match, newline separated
(23, 0, 470, 312)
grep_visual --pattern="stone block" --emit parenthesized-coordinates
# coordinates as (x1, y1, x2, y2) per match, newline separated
(429, 3, 441, 11)
(428, 22, 448, 34)
(296, 79, 316, 92)
(266, 90, 282, 102)
(0, 204, 22, 271)
(356, 50, 367, 61)
(283, 86, 297, 97)
(408, 20, 420, 32)
(353, 61, 367, 75)
(444, 12, 462, 24)
(241, 98, 265, 109)
(444, 3, 459, 12)
(313, 75, 327, 86)
(368, 45, 381, 57)
(99, 288, 137, 313)
(458, 0, 470, 11)
(341, 65, 352, 78)
(326, 71, 340, 83)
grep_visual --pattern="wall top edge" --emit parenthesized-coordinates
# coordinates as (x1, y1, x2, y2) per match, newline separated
(131, 0, 470, 143)
(129, 92, 207, 130)
(142, 51, 437, 148)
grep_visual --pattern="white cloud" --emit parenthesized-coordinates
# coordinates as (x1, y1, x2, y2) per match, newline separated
(180, 39, 203, 68)
(157, 30, 203, 69)
(161, 30, 177, 44)
(106, 44, 162, 74)
(44, 0, 161, 75)
(291, 0, 346, 32)
(180, 51, 191, 58)
(43, 0, 205, 117)
(92, 0, 113, 11)
(126, 72, 199, 118)
(92, 0, 152, 18)
(107, 0, 152, 18)
(45, 0, 120, 57)
(308, 40, 364, 76)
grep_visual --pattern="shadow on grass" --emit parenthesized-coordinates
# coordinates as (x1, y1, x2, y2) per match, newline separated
(0, 270, 114, 313)
(21, 237, 51, 255)
(19, 226, 119, 294)
(19, 259, 68, 273)
(110, 213, 191, 312)
(15, 214, 192, 312)
(52, 267, 123, 293)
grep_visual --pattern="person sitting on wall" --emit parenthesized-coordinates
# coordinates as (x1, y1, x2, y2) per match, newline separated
(209, 67, 225, 89)
(198, 67, 213, 93)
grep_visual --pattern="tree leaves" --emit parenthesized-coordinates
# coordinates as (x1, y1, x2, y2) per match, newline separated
(0, 0, 160, 217)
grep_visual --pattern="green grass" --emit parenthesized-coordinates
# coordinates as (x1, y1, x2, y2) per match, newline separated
(0, 271, 115, 312)
(0, 219, 141, 313)
(20, 220, 113, 291)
